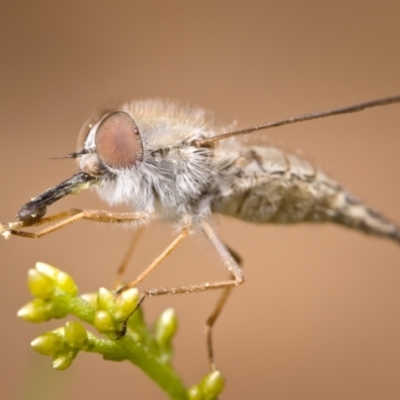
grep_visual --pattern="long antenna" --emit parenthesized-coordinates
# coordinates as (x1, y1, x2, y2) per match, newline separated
(194, 94, 400, 147)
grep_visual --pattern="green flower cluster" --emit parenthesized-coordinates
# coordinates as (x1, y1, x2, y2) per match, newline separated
(31, 321, 88, 370)
(17, 262, 225, 400)
(19, 262, 78, 322)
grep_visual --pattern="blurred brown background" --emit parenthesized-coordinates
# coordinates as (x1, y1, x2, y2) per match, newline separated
(1, 1, 400, 399)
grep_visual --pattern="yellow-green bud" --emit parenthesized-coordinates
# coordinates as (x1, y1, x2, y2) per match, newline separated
(97, 288, 114, 311)
(31, 332, 63, 356)
(27, 269, 55, 299)
(94, 310, 115, 333)
(187, 385, 204, 400)
(113, 288, 139, 323)
(56, 272, 78, 296)
(52, 351, 76, 370)
(80, 292, 98, 309)
(35, 262, 60, 279)
(155, 308, 178, 347)
(65, 321, 88, 348)
(200, 370, 225, 400)
(17, 299, 54, 322)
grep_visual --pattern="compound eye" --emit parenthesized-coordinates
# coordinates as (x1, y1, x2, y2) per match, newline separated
(95, 111, 143, 169)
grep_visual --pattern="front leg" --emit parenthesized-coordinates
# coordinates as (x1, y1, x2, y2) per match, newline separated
(1, 209, 149, 239)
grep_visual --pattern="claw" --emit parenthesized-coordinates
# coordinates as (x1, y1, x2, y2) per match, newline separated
(0, 222, 12, 239)
(0, 221, 24, 239)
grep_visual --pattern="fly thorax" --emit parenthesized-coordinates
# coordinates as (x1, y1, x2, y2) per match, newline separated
(146, 145, 215, 212)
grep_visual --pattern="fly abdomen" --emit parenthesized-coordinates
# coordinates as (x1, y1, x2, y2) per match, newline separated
(327, 191, 400, 242)
(213, 146, 400, 243)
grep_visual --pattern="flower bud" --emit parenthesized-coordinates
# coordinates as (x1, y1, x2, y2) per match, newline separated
(97, 288, 114, 311)
(155, 308, 178, 347)
(94, 310, 115, 333)
(17, 299, 54, 322)
(200, 370, 225, 400)
(35, 262, 60, 279)
(27, 269, 55, 299)
(65, 321, 88, 348)
(56, 272, 78, 296)
(31, 332, 63, 356)
(52, 351, 76, 370)
(113, 288, 139, 322)
(80, 292, 98, 309)
(187, 385, 203, 400)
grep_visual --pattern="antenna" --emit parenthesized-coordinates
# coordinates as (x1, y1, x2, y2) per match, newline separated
(195, 94, 400, 147)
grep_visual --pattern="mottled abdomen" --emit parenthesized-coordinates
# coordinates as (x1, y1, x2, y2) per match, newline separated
(212, 146, 400, 243)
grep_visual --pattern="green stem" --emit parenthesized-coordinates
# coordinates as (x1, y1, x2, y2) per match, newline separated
(53, 292, 189, 400)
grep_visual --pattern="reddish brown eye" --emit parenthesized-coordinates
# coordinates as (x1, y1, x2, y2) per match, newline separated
(95, 111, 143, 169)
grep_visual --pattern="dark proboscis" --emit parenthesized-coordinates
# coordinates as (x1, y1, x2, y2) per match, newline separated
(17, 172, 96, 224)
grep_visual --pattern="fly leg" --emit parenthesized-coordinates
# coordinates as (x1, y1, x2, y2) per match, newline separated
(116, 218, 192, 294)
(1, 209, 149, 239)
(204, 243, 242, 370)
(114, 226, 145, 289)
(117, 220, 245, 364)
